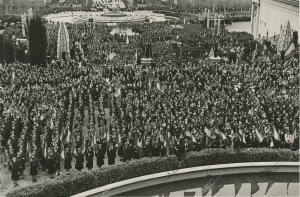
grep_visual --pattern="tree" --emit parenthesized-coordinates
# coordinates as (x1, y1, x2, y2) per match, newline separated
(28, 16, 48, 66)
(0, 35, 4, 63)
(4, 39, 14, 64)
(293, 31, 298, 49)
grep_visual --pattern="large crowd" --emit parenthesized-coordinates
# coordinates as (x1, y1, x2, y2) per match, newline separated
(0, 20, 299, 187)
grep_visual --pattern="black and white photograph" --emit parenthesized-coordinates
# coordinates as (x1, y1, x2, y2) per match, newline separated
(0, 0, 299, 196)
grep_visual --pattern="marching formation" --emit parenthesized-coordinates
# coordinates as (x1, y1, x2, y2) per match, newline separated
(0, 21, 299, 188)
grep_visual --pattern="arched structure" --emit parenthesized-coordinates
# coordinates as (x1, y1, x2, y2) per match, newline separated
(71, 162, 299, 197)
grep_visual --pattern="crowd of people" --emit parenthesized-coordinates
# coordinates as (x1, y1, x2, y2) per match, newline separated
(0, 19, 299, 188)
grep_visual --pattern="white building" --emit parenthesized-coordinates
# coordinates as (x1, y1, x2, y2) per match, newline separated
(93, 0, 126, 9)
(251, 0, 299, 39)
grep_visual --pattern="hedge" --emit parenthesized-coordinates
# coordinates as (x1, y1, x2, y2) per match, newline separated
(6, 148, 297, 197)
(224, 16, 251, 24)
(181, 148, 297, 168)
(293, 150, 299, 161)
(6, 156, 178, 197)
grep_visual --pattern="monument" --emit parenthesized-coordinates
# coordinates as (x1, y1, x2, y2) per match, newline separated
(277, 21, 292, 53)
(57, 23, 70, 60)
(141, 43, 153, 65)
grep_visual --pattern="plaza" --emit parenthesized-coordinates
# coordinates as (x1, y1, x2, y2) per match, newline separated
(0, 0, 299, 197)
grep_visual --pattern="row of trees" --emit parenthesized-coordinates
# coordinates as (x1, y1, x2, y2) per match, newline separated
(28, 16, 48, 66)
(0, 34, 15, 63)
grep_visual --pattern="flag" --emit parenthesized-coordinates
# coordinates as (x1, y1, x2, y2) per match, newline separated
(73, 145, 77, 155)
(61, 147, 65, 160)
(204, 127, 212, 138)
(107, 131, 110, 142)
(252, 43, 257, 60)
(27, 141, 31, 158)
(215, 129, 227, 140)
(114, 87, 121, 97)
(12, 71, 15, 82)
(50, 118, 54, 129)
(103, 131, 107, 139)
(220, 131, 227, 140)
(191, 134, 196, 143)
(137, 136, 143, 148)
(82, 138, 86, 153)
(158, 131, 164, 142)
(137, 138, 142, 148)
(239, 129, 246, 144)
(65, 128, 71, 143)
(43, 143, 47, 158)
(291, 131, 297, 143)
(229, 130, 235, 139)
(273, 125, 280, 141)
(126, 35, 129, 44)
(270, 139, 275, 148)
(60, 128, 64, 142)
(72, 87, 77, 98)
(135, 49, 138, 61)
(209, 47, 214, 57)
(93, 133, 97, 146)
(5, 149, 11, 164)
(277, 21, 292, 52)
(117, 133, 122, 145)
(156, 82, 163, 93)
(149, 79, 152, 89)
(164, 132, 169, 147)
(255, 129, 264, 142)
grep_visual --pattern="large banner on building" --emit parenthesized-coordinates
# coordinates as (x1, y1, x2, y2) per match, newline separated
(276, 21, 292, 52)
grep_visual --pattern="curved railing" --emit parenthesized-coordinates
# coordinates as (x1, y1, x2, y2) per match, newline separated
(71, 162, 299, 197)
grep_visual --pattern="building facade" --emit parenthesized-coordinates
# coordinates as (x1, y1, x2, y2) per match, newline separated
(93, 0, 126, 9)
(251, 0, 299, 39)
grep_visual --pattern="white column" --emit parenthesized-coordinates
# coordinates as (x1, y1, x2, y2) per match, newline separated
(217, 15, 221, 35)
(21, 13, 26, 37)
(213, 0, 215, 15)
(250, 3, 254, 35)
(255, 3, 260, 38)
(207, 9, 210, 29)
(214, 13, 217, 29)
